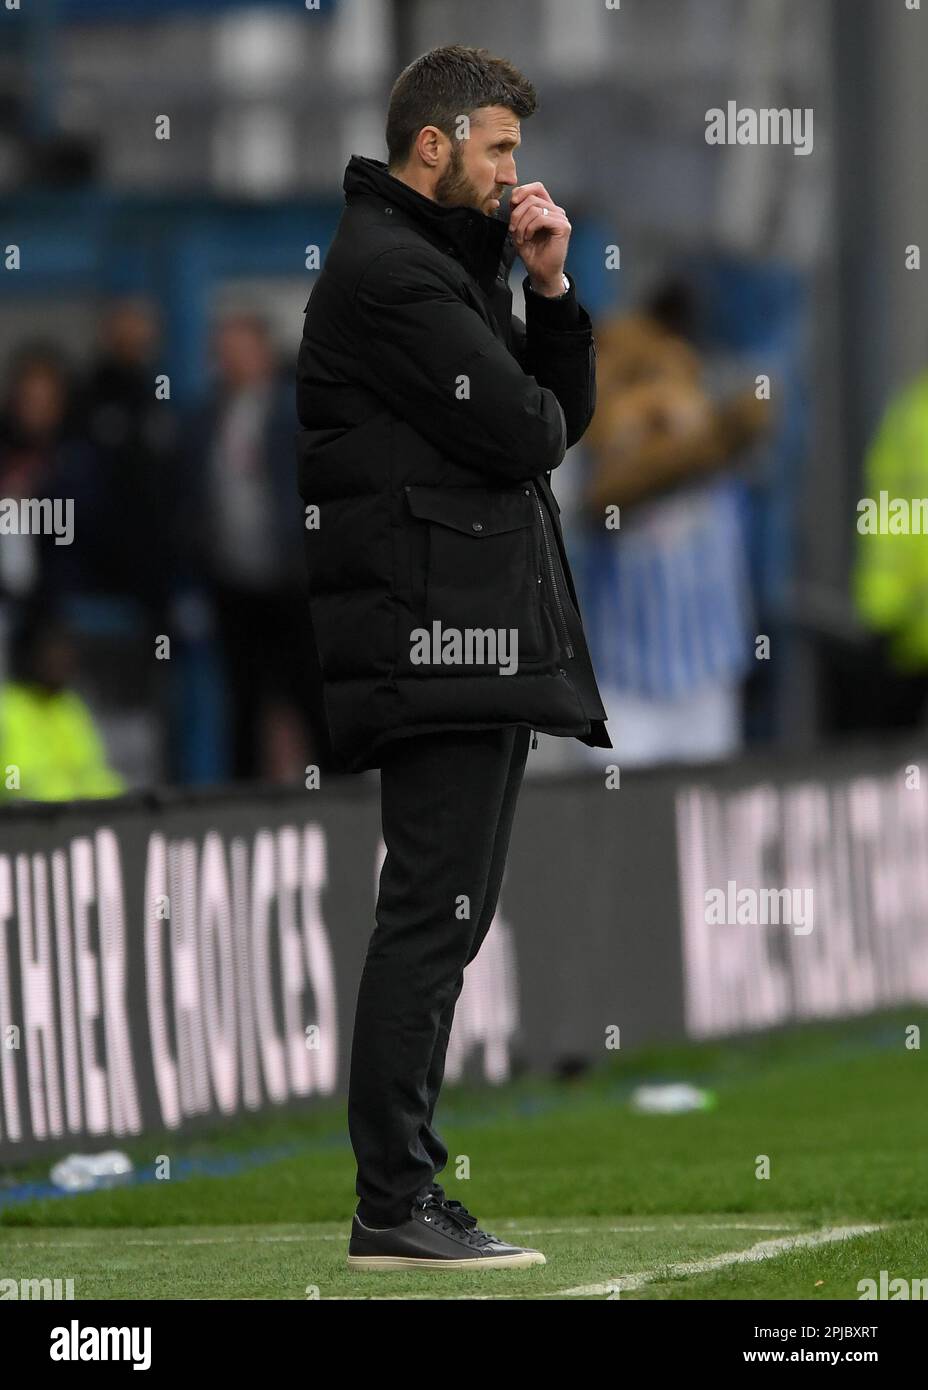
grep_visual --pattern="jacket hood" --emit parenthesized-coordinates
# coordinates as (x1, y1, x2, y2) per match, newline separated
(343, 154, 518, 291)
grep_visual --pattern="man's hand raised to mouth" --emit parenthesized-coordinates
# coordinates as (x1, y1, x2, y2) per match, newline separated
(508, 182, 572, 297)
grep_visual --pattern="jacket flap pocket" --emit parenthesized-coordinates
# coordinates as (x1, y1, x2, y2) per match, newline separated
(404, 484, 535, 537)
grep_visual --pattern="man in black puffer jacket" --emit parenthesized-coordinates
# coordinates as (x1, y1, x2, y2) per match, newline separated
(295, 45, 612, 1271)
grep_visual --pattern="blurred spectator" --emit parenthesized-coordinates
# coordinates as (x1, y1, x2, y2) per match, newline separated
(0, 604, 125, 803)
(0, 343, 106, 699)
(577, 281, 768, 768)
(852, 367, 928, 729)
(77, 297, 179, 620)
(180, 312, 334, 780)
(0, 343, 78, 607)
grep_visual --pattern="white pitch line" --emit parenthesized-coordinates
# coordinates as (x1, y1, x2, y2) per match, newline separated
(0, 1221, 803, 1250)
(555, 1223, 886, 1297)
(517, 1222, 804, 1235)
(0, 1222, 888, 1301)
(0, 1233, 331, 1249)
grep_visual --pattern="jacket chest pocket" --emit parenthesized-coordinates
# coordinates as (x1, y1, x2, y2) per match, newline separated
(403, 484, 555, 668)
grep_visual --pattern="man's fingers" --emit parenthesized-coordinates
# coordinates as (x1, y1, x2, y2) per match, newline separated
(509, 190, 555, 230)
(511, 181, 553, 207)
(517, 211, 570, 246)
(511, 199, 569, 243)
(510, 192, 563, 236)
(524, 207, 569, 232)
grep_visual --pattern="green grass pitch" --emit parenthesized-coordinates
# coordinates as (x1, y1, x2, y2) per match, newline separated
(1, 1008, 925, 1300)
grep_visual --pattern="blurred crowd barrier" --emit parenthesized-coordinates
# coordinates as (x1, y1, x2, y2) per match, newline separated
(2, 727, 926, 1161)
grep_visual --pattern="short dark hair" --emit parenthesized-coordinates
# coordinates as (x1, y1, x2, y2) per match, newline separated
(386, 45, 537, 170)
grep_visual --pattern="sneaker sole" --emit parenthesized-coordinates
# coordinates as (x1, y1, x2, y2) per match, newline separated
(346, 1250, 546, 1271)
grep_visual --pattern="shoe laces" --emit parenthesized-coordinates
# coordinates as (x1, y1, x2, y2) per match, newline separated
(416, 1195, 496, 1247)
(440, 1198, 479, 1229)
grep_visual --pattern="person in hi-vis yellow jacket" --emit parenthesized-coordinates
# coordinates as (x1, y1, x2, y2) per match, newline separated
(0, 612, 125, 803)
(854, 370, 928, 672)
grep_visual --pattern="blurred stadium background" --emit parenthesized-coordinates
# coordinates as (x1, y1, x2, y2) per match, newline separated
(1, 0, 927, 1301)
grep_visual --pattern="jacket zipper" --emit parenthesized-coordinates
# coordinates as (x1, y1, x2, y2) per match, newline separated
(532, 481, 574, 660)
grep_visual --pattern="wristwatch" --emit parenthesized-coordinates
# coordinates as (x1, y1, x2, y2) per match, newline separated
(530, 273, 570, 298)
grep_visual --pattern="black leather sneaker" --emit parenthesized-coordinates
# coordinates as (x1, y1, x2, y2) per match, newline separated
(346, 1194, 546, 1270)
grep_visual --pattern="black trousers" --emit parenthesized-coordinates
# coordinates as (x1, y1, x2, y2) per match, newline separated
(348, 723, 531, 1227)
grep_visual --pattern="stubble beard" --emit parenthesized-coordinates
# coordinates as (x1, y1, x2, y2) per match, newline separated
(434, 141, 492, 214)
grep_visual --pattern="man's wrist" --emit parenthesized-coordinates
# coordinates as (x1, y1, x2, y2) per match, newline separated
(528, 272, 570, 298)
